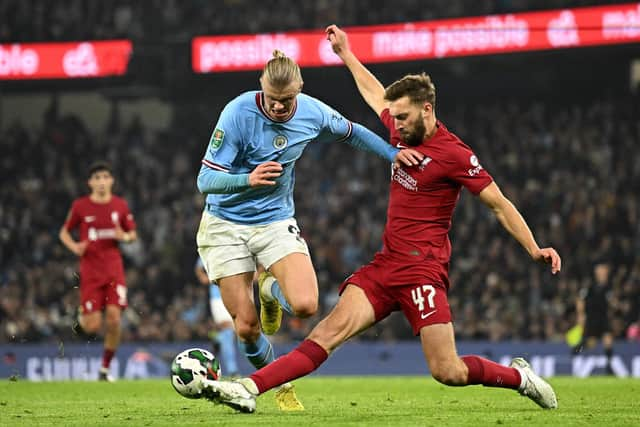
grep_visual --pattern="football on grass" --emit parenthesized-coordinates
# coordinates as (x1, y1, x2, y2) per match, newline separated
(171, 348, 221, 398)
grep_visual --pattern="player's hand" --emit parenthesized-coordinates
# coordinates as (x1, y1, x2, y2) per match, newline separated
(325, 25, 350, 56)
(533, 247, 562, 274)
(73, 240, 88, 257)
(249, 161, 283, 187)
(114, 224, 133, 243)
(393, 148, 424, 169)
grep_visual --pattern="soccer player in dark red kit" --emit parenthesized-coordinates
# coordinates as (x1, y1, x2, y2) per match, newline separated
(202, 25, 562, 413)
(59, 161, 137, 381)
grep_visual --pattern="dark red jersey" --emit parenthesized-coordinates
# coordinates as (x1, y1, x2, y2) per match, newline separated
(375, 109, 493, 287)
(63, 195, 136, 282)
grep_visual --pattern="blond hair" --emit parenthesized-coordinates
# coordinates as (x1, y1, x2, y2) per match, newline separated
(261, 50, 303, 89)
(384, 73, 436, 108)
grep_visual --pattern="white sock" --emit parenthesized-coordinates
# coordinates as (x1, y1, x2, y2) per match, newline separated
(260, 275, 276, 300)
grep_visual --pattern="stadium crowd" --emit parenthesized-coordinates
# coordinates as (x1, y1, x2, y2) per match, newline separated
(1, 0, 638, 346)
(1, 90, 638, 345)
(0, 0, 625, 42)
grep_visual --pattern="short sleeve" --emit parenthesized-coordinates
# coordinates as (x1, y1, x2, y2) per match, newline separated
(202, 101, 243, 172)
(120, 200, 136, 231)
(315, 100, 353, 143)
(63, 201, 81, 231)
(446, 145, 493, 195)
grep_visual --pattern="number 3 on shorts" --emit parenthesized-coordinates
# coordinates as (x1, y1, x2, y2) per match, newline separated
(411, 284, 436, 312)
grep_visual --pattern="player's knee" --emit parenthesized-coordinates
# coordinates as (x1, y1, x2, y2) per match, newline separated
(83, 317, 102, 333)
(430, 362, 466, 386)
(234, 318, 261, 342)
(290, 296, 318, 318)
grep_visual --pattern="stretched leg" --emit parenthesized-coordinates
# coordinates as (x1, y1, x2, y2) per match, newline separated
(100, 304, 121, 381)
(420, 323, 557, 409)
(203, 284, 376, 413)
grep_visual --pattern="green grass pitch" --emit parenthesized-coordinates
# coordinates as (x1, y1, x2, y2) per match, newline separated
(1, 377, 638, 426)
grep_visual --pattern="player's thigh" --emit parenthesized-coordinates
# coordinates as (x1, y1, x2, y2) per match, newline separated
(250, 218, 312, 277)
(197, 212, 255, 281)
(419, 323, 461, 374)
(268, 252, 318, 305)
(104, 304, 122, 328)
(308, 284, 376, 353)
(81, 310, 103, 331)
(217, 272, 259, 337)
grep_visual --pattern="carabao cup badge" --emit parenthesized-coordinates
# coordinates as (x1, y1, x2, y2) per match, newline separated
(273, 135, 288, 149)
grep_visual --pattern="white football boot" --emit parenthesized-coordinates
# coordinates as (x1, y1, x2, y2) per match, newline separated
(202, 378, 257, 413)
(510, 357, 558, 409)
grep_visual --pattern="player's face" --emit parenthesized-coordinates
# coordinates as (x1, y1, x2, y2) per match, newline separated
(388, 96, 429, 147)
(88, 170, 114, 196)
(260, 79, 301, 121)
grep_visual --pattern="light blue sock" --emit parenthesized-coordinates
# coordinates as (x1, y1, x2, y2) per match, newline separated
(217, 328, 239, 375)
(271, 279, 293, 315)
(238, 333, 275, 369)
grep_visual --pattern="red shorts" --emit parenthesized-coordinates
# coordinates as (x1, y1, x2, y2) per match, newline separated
(339, 263, 451, 335)
(79, 275, 128, 314)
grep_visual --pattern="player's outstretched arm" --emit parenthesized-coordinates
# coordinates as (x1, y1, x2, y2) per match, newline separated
(478, 182, 561, 274)
(326, 25, 386, 116)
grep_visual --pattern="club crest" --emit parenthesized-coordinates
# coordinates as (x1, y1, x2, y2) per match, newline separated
(273, 135, 288, 149)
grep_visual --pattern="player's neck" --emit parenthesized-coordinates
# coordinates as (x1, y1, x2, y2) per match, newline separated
(424, 117, 437, 140)
(90, 193, 112, 204)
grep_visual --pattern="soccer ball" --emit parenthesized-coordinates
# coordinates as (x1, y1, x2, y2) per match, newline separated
(170, 348, 221, 398)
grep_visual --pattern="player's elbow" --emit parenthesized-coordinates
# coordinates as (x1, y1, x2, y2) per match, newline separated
(196, 172, 208, 194)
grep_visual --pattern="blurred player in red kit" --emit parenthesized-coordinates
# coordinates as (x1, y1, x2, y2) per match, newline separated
(59, 161, 137, 381)
(202, 25, 562, 413)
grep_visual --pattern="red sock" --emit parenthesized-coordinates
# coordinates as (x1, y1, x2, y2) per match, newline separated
(250, 339, 328, 394)
(461, 355, 521, 389)
(102, 349, 115, 370)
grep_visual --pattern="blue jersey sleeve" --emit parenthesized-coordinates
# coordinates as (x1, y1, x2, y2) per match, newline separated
(202, 101, 243, 173)
(198, 98, 252, 194)
(314, 99, 398, 163)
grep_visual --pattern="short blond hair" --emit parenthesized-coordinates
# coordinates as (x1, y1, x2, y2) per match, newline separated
(261, 50, 303, 89)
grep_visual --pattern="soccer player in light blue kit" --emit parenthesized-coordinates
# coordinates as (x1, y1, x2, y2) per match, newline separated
(195, 258, 239, 377)
(196, 50, 422, 410)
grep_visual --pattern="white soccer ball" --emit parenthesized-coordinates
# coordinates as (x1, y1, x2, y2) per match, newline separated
(170, 348, 221, 399)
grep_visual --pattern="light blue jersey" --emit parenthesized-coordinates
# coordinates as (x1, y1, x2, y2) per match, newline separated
(198, 90, 397, 225)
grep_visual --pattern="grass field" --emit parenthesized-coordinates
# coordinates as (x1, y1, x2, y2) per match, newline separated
(1, 377, 638, 426)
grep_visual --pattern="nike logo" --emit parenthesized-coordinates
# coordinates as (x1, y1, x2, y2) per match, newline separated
(421, 310, 437, 320)
(396, 143, 407, 148)
(85, 216, 96, 223)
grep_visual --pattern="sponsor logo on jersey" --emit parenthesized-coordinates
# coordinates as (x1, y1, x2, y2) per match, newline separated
(210, 128, 225, 149)
(273, 134, 288, 149)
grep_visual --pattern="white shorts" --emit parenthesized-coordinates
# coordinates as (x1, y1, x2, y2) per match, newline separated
(196, 211, 310, 282)
(209, 297, 233, 325)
